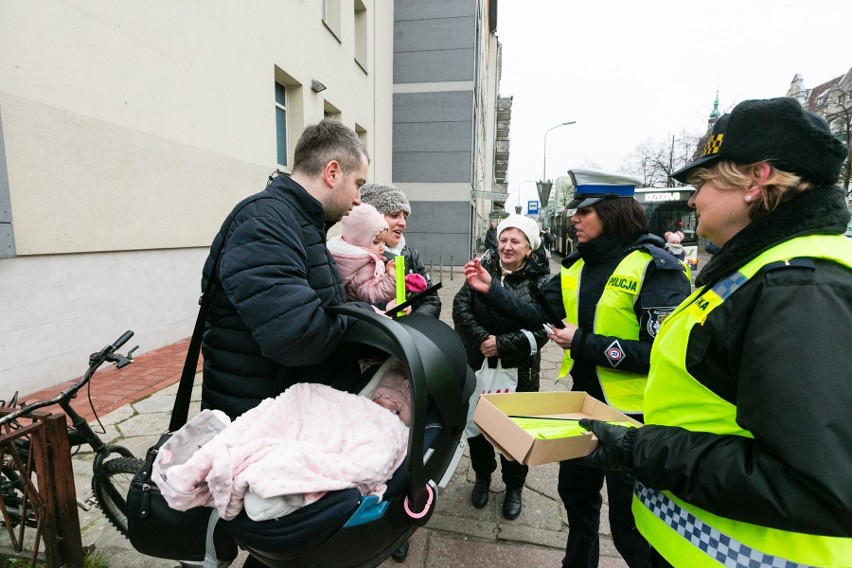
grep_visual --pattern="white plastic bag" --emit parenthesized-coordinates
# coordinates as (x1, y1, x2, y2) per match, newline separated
(464, 358, 518, 437)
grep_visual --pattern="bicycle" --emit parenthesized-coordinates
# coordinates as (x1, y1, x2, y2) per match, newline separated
(0, 331, 145, 540)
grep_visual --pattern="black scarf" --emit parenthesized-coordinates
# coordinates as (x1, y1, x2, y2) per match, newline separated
(576, 233, 630, 265)
(695, 186, 850, 287)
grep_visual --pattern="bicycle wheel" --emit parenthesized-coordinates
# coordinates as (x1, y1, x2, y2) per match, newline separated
(92, 455, 144, 537)
(1, 465, 37, 528)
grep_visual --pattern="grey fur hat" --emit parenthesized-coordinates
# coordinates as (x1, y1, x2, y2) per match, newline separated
(360, 182, 412, 215)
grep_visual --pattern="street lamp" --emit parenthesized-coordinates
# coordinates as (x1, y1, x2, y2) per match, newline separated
(542, 121, 577, 182)
(515, 180, 535, 214)
(539, 121, 576, 226)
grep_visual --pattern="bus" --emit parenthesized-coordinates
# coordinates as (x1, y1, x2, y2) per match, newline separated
(549, 187, 700, 268)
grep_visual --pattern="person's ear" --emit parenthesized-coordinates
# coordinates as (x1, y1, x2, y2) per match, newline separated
(747, 162, 771, 194)
(322, 160, 341, 188)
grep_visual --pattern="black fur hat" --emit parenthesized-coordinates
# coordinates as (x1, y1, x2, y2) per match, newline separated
(671, 97, 848, 186)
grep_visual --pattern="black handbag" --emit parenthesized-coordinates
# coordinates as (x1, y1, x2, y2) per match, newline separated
(126, 193, 265, 560)
(127, 434, 213, 560)
(125, 278, 216, 560)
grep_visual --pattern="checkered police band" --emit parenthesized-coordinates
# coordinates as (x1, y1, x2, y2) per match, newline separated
(701, 133, 724, 157)
(634, 483, 806, 568)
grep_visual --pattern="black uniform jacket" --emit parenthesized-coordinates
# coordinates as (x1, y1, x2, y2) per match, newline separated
(634, 185, 852, 538)
(482, 233, 691, 406)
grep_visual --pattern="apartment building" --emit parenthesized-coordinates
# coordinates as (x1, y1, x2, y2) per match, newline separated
(787, 67, 852, 190)
(0, 0, 503, 392)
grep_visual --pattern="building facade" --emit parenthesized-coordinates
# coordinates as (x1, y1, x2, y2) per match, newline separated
(392, 0, 504, 265)
(787, 67, 852, 192)
(0, 0, 503, 392)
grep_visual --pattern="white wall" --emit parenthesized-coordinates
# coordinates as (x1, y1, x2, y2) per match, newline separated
(0, 0, 395, 392)
(0, 248, 207, 394)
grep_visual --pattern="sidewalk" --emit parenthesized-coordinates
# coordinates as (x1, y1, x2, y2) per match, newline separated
(26, 257, 629, 568)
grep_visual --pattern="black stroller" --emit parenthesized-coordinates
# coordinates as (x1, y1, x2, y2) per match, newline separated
(221, 305, 475, 568)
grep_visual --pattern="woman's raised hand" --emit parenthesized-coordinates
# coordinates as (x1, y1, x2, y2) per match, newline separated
(463, 258, 492, 293)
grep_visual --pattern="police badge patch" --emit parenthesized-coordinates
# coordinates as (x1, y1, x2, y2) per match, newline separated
(642, 308, 673, 338)
(605, 339, 624, 368)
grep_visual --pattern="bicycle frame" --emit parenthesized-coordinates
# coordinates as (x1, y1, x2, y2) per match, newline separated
(0, 331, 144, 555)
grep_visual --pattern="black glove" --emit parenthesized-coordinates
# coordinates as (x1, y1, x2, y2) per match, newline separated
(576, 418, 638, 471)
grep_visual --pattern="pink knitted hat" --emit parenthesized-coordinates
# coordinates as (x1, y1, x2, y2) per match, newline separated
(341, 203, 389, 248)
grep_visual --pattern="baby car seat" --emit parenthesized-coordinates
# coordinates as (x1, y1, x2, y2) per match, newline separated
(222, 306, 475, 568)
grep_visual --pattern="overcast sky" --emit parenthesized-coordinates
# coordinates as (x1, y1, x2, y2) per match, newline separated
(497, 0, 852, 208)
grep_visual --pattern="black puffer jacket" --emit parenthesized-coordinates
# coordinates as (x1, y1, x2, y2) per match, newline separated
(453, 250, 551, 392)
(200, 174, 360, 419)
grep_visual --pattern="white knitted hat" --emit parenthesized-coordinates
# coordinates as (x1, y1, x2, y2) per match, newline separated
(496, 214, 542, 250)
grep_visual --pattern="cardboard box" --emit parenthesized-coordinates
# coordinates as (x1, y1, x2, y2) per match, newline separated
(472, 391, 641, 466)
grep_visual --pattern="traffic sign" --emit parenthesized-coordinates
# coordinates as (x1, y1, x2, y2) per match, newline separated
(527, 200, 539, 214)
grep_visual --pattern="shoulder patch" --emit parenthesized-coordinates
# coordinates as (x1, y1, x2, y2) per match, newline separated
(641, 307, 674, 338)
(760, 258, 816, 273)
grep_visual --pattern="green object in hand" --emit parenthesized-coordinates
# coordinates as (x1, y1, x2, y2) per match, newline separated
(508, 415, 635, 440)
(395, 256, 406, 316)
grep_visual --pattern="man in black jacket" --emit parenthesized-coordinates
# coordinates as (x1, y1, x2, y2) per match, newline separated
(200, 119, 370, 421)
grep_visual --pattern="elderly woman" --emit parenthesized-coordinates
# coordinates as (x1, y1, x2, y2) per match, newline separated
(574, 98, 852, 567)
(463, 173, 691, 567)
(453, 214, 551, 520)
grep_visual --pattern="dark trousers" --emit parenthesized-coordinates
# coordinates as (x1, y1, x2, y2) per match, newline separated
(558, 460, 651, 568)
(467, 433, 528, 489)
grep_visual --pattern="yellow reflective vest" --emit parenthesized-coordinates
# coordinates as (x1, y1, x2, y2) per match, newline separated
(635, 234, 852, 567)
(559, 250, 655, 414)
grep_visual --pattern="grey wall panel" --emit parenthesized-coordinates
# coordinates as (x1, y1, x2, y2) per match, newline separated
(393, 49, 474, 83)
(394, 17, 475, 53)
(405, 201, 471, 265)
(394, 91, 473, 124)
(393, 151, 471, 183)
(395, 0, 475, 21)
(0, 109, 14, 258)
(393, 121, 471, 152)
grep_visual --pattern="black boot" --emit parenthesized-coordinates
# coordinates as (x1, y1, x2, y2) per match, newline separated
(502, 487, 523, 520)
(390, 540, 409, 562)
(470, 476, 491, 509)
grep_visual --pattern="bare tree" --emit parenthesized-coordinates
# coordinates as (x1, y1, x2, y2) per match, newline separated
(553, 176, 574, 209)
(827, 94, 852, 196)
(621, 131, 700, 187)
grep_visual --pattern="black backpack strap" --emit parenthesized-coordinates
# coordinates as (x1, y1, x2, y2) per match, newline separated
(168, 191, 272, 431)
(167, 279, 213, 432)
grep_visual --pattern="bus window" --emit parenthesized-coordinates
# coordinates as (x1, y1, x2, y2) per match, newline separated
(633, 188, 697, 244)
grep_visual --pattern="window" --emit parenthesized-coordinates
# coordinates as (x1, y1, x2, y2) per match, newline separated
(324, 99, 341, 121)
(354, 0, 367, 71)
(355, 123, 368, 152)
(275, 82, 288, 167)
(322, 0, 341, 41)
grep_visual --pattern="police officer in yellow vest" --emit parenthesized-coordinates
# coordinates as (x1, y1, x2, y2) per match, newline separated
(463, 169, 692, 568)
(575, 97, 852, 568)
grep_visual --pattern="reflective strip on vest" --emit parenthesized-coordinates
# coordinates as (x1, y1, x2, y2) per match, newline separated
(637, 234, 852, 567)
(633, 483, 815, 568)
(559, 250, 653, 414)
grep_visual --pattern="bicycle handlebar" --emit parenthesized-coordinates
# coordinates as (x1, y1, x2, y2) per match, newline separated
(0, 331, 137, 427)
(111, 330, 134, 351)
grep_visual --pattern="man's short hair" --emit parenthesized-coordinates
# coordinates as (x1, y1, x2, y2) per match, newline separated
(292, 118, 370, 176)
